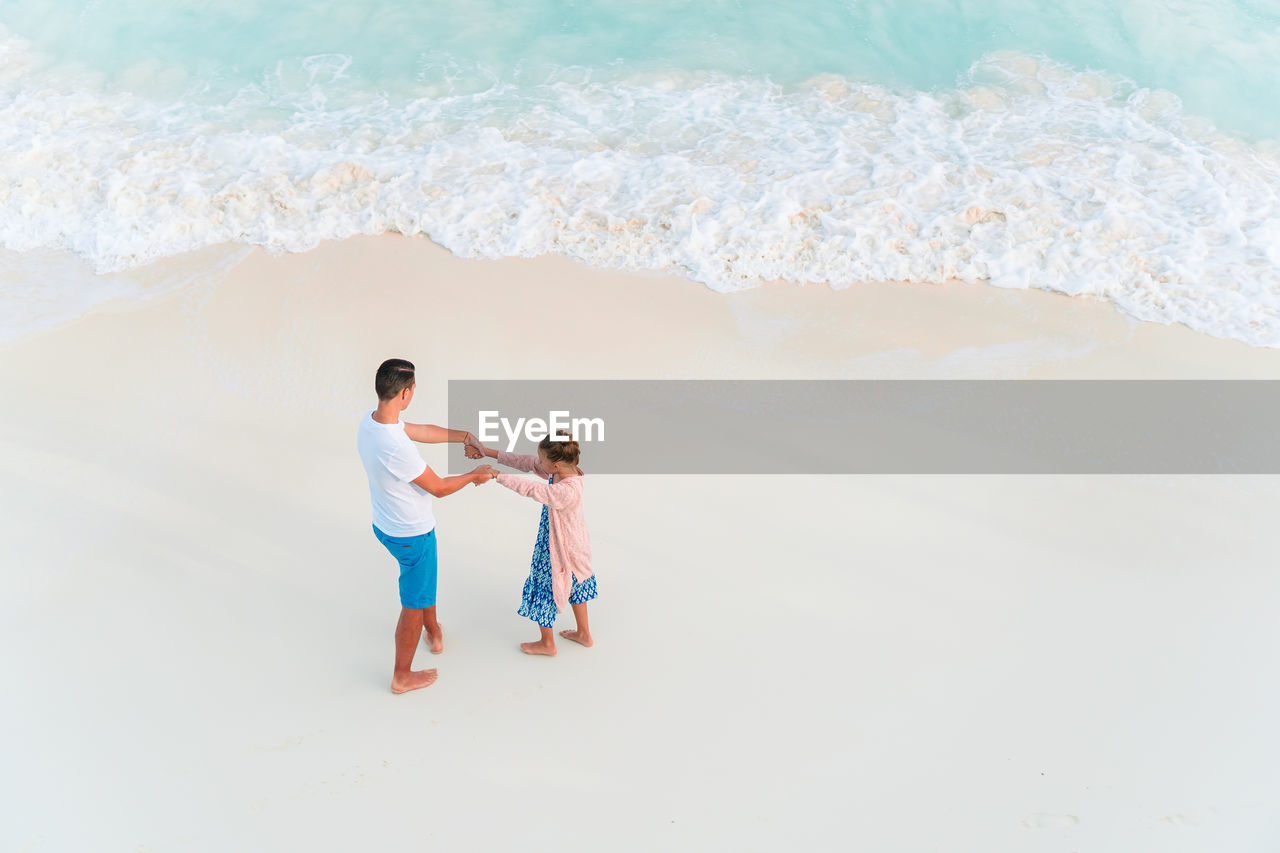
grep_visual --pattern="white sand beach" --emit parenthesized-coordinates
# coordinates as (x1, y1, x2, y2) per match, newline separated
(3, 236, 1280, 851)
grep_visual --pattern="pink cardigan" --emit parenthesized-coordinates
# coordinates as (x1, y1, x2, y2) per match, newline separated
(495, 451, 594, 614)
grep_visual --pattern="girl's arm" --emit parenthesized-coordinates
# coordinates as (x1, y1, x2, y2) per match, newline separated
(494, 450, 552, 479)
(496, 473, 578, 510)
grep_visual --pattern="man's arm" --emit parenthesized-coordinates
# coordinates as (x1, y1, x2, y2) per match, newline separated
(403, 423, 467, 444)
(411, 463, 496, 498)
(404, 423, 485, 459)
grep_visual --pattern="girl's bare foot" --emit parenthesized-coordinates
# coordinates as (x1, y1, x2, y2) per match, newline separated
(390, 668, 438, 694)
(422, 625, 444, 654)
(520, 640, 556, 656)
(558, 629, 593, 647)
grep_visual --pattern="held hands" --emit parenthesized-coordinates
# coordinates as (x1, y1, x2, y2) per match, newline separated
(463, 431, 488, 460)
(464, 433, 495, 484)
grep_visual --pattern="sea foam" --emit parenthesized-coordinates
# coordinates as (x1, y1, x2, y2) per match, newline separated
(2, 30, 1280, 345)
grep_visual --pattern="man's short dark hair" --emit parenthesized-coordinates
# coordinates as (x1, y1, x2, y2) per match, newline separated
(375, 358, 416, 401)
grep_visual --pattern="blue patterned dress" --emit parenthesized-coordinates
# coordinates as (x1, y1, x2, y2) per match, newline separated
(517, 476, 598, 628)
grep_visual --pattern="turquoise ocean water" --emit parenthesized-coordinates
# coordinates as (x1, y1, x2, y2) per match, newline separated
(2, 1, 1280, 342)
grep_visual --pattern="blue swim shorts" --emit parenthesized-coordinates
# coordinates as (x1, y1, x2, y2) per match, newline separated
(373, 525, 438, 609)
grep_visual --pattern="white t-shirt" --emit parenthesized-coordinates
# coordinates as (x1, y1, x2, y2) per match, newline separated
(357, 409, 435, 537)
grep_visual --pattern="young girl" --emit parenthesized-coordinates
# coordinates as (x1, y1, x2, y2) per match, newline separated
(481, 433, 595, 656)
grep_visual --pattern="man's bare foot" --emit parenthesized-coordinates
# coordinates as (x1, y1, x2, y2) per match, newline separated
(422, 625, 444, 654)
(558, 629, 593, 647)
(390, 668, 438, 694)
(520, 640, 556, 656)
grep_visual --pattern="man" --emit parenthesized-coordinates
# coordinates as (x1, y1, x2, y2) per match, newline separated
(357, 358, 494, 694)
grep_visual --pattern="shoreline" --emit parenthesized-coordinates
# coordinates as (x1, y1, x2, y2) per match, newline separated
(7, 233, 1280, 377)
